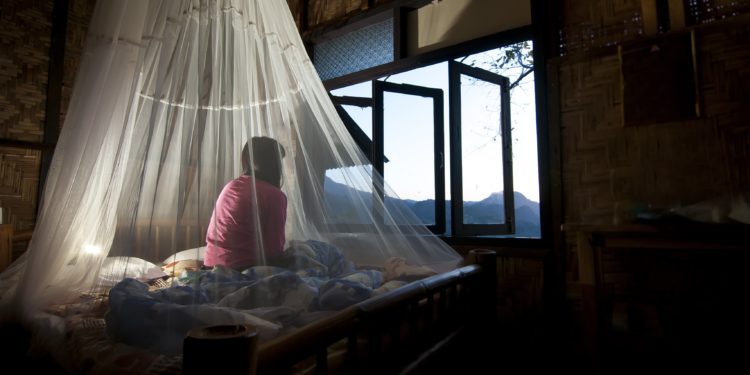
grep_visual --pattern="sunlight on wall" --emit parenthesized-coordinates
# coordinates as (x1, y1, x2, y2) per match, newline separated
(407, 0, 531, 56)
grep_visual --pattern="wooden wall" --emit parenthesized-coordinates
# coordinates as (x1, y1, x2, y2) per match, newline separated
(0, 0, 94, 234)
(454, 244, 546, 343)
(559, 2, 750, 226)
(556, 0, 750, 369)
(0, 0, 52, 230)
(287, 0, 395, 32)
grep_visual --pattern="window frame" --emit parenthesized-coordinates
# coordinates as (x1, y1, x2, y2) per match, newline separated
(315, 22, 550, 245)
(448, 60, 515, 236)
(331, 95, 376, 164)
(373, 80, 446, 235)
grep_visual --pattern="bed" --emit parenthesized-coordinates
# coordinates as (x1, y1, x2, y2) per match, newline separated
(21, 238, 496, 375)
(253, 247, 497, 374)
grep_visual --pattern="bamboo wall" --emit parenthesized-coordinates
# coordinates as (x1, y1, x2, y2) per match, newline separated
(454, 244, 545, 344)
(557, 0, 750, 367)
(0, 0, 95, 233)
(0, 0, 52, 230)
(559, 1, 750, 226)
(287, 0, 395, 31)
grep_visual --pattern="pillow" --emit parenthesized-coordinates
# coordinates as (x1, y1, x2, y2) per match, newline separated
(161, 246, 206, 265)
(98, 256, 167, 288)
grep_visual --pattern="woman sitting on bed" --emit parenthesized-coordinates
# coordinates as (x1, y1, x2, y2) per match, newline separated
(204, 136, 287, 270)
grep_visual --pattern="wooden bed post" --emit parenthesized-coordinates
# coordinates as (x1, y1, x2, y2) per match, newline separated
(183, 324, 259, 374)
(469, 249, 498, 325)
(0, 224, 13, 272)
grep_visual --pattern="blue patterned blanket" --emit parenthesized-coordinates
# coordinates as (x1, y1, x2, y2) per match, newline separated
(106, 240, 388, 355)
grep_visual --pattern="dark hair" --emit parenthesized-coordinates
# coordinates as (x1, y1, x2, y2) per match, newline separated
(242, 137, 286, 188)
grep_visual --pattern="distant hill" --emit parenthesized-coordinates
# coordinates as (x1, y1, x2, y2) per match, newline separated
(323, 176, 540, 237)
(323, 176, 373, 224)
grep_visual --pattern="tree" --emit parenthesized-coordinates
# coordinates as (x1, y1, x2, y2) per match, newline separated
(491, 41, 534, 90)
(460, 41, 534, 90)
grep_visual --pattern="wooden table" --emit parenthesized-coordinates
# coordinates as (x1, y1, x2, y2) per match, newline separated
(562, 222, 750, 370)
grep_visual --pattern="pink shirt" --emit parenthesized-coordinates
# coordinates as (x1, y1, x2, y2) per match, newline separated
(205, 175, 287, 269)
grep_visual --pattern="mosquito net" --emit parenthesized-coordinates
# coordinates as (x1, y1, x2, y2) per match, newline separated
(0, 0, 461, 361)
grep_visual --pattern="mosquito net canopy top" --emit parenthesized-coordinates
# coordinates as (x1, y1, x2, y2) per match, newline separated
(0, 0, 460, 359)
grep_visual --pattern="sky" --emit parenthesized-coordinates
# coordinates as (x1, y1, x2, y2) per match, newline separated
(329, 45, 540, 203)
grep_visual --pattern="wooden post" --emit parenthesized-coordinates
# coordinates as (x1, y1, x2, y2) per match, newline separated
(0, 224, 13, 272)
(183, 324, 259, 375)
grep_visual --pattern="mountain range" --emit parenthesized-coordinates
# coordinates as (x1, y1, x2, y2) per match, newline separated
(323, 176, 540, 237)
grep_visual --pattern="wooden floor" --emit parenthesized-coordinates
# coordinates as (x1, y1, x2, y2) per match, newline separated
(1, 320, 548, 375)
(0, 324, 68, 374)
(10, 317, 740, 374)
(418, 319, 560, 374)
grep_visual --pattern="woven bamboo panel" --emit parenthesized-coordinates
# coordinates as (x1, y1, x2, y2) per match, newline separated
(0, 0, 53, 142)
(559, 0, 750, 56)
(0, 147, 40, 230)
(559, 0, 644, 55)
(559, 5, 750, 351)
(308, 0, 366, 27)
(306, 0, 395, 29)
(0, 1, 53, 231)
(559, 54, 626, 225)
(453, 245, 545, 336)
(560, 17, 750, 226)
(698, 20, 750, 192)
(685, 0, 750, 26)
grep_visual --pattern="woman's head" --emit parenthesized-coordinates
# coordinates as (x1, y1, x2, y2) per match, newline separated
(242, 137, 286, 188)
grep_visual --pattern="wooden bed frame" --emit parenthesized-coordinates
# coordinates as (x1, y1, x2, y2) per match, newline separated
(4, 222, 497, 374)
(0, 224, 13, 272)
(183, 249, 498, 374)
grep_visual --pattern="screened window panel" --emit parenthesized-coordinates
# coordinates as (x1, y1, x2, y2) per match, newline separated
(314, 18, 394, 81)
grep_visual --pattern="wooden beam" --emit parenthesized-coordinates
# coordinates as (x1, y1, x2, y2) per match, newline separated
(393, 6, 415, 59)
(0, 138, 55, 151)
(38, 0, 69, 198)
(301, 0, 310, 32)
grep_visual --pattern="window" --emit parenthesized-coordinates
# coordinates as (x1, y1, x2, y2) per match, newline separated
(374, 80, 445, 234)
(449, 60, 513, 236)
(325, 38, 541, 239)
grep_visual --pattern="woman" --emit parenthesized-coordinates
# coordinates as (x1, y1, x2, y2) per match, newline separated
(204, 136, 287, 270)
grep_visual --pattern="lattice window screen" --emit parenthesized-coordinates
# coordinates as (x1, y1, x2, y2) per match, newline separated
(313, 17, 393, 81)
(684, 0, 750, 25)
